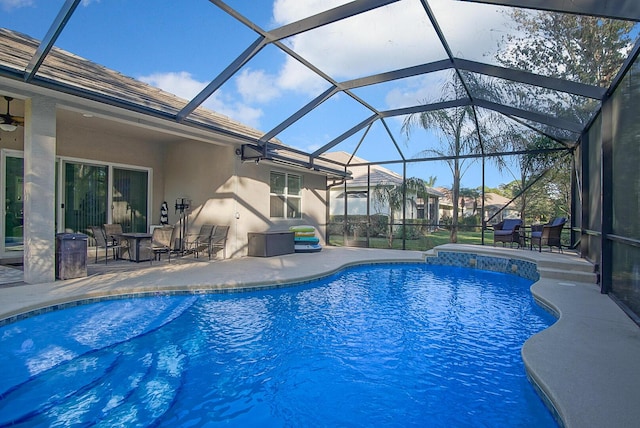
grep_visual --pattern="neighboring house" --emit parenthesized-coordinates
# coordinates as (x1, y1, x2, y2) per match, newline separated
(323, 151, 442, 224)
(0, 29, 343, 283)
(482, 193, 520, 223)
(436, 188, 520, 224)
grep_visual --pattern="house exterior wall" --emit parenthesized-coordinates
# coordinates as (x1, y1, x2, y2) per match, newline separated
(1, 121, 329, 262)
(163, 140, 328, 258)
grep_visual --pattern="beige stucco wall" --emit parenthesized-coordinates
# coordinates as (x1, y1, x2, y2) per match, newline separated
(0, 130, 22, 151)
(163, 140, 328, 258)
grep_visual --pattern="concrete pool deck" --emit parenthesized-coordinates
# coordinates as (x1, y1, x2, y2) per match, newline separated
(0, 244, 638, 428)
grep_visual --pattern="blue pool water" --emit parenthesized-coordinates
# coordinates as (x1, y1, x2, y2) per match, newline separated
(0, 264, 557, 427)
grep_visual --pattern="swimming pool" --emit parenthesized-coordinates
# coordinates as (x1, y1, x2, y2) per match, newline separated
(0, 263, 557, 427)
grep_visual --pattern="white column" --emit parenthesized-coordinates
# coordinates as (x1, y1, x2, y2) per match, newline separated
(23, 96, 57, 284)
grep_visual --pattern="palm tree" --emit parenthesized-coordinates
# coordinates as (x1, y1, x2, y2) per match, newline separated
(372, 177, 426, 248)
(402, 77, 481, 243)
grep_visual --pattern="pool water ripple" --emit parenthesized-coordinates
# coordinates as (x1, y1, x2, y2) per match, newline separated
(0, 263, 557, 427)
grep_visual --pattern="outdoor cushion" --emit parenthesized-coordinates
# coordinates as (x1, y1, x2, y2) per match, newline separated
(290, 225, 315, 233)
(494, 229, 515, 236)
(294, 236, 320, 244)
(500, 219, 521, 230)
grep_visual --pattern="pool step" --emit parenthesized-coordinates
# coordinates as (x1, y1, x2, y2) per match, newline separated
(536, 255, 597, 283)
(537, 266, 598, 284)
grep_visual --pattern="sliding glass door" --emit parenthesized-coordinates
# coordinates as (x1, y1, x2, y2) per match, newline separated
(4, 154, 23, 253)
(112, 168, 148, 233)
(63, 162, 149, 234)
(64, 162, 108, 235)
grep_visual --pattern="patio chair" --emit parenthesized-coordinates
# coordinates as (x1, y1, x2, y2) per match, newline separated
(492, 218, 522, 247)
(183, 224, 215, 258)
(530, 217, 566, 252)
(89, 225, 124, 264)
(103, 223, 130, 260)
(144, 226, 174, 263)
(209, 225, 229, 259)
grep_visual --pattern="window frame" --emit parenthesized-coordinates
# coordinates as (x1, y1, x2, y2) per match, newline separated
(270, 170, 302, 219)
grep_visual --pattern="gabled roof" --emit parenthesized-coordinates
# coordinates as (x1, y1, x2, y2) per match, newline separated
(324, 151, 444, 196)
(323, 151, 403, 185)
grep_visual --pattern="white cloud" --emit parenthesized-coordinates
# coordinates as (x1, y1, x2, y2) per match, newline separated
(276, 59, 328, 96)
(273, 0, 443, 82)
(139, 71, 206, 100)
(0, 0, 33, 11)
(384, 72, 451, 110)
(138, 71, 264, 128)
(137, 1, 514, 132)
(271, 0, 511, 94)
(235, 68, 281, 104)
(272, 0, 350, 25)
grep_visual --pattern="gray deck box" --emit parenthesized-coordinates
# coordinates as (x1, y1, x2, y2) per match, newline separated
(247, 231, 294, 257)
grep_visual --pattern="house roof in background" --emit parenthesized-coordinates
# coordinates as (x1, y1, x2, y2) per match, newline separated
(324, 151, 444, 196)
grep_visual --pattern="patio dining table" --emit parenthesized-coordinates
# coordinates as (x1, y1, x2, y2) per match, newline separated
(118, 232, 152, 262)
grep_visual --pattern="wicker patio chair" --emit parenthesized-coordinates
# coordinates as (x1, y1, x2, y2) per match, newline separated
(530, 217, 566, 252)
(492, 218, 522, 247)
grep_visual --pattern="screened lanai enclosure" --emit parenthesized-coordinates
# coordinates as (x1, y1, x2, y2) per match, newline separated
(1, 0, 640, 320)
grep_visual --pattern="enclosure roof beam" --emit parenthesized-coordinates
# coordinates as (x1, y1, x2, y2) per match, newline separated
(454, 58, 606, 99)
(260, 86, 339, 143)
(339, 60, 452, 90)
(24, 0, 80, 82)
(267, 0, 401, 41)
(177, 37, 266, 122)
(473, 98, 584, 133)
(380, 99, 471, 118)
(460, 0, 640, 22)
(311, 114, 378, 157)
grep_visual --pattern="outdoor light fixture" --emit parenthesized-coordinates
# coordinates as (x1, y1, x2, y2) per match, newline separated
(0, 96, 23, 132)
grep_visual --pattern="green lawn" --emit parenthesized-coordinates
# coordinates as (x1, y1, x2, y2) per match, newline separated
(329, 229, 497, 251)
(329, 227, 572, 251)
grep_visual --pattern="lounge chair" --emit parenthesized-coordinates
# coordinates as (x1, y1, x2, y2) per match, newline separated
(492, 218, 522, 247)
(530, 217, 566, 252)
(209, 225, 229, 259)
(145, 226, 174, 263)
(183, 224, 215, 258)
(89, 225, 124, 263)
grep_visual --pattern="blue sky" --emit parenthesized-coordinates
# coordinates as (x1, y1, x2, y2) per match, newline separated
(0, 0, 570, 190)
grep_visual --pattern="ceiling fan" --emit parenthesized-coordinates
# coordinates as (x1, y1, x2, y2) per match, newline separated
(0, 96, 24, 132)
